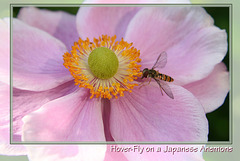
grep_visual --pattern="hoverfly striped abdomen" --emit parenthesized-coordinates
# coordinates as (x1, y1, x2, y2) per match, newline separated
(158, 73, 174, 82)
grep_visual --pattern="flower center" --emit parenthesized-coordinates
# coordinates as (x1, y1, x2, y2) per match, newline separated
(63, 35, 141, 99)
(88, 47, 119, 79)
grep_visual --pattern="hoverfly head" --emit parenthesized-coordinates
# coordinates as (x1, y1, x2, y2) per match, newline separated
(141, 68, 149, 79)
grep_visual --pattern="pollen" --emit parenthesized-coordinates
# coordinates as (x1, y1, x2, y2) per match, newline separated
(63, 35, 142, 99)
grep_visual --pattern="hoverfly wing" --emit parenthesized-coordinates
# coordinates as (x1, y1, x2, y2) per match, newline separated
(154, 78, 174, 99)
(152, 51, 167, 69)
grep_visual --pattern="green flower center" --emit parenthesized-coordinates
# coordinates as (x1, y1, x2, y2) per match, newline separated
(88, 47, 119, 79)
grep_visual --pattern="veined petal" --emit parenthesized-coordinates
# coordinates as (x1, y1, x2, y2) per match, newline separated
(22, 89, 105, 142)
(166, 26, 227, 86)
(184, 63, 229, 113)
(25, 145, 106, 161)
(102, 99, 114, 141)
(13, 19, 72, 91)
(0, 82, 27, 155)
(125, 7, 227, 85)
(12, 80, 77, 142)
(110, 84, 208, 142)
(76, 7, 140, 41)
(18, 7, 79, 51)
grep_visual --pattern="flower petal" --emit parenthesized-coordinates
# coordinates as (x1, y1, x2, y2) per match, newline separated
(110, 84, 208, 142)
(22, 89, 105, 142)
(0, 82, 27, 155)
(184, 63, 229, 113)
(13, 18, 72, 91)
(125, 7, 227, 85)
(18, 7, 79, 51)
(0, 129, 27, 156)
(102, 99, 114, 141)
(104, 145, 128, 161)
(25, 145, 106, 161)
(0, 18, 10, 85)
(12, 80, 77, 142)
(76, 7, 140, 41)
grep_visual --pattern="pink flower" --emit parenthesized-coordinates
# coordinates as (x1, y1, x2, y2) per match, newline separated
(0, 4, 228, 161)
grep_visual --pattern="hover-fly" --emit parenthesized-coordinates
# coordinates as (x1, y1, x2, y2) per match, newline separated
(141, 52, 174, 99)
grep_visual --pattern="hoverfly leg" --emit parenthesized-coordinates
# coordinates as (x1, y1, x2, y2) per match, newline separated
(139, 77, 150, 89)
(147, 77, 152, 85)
(139, 82, 145, 89)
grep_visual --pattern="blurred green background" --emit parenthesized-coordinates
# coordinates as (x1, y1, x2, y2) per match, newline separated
(12, 6, 230, 142)
(203, 7, 230, 142)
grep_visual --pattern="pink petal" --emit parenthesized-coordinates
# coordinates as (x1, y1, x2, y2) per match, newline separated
(0, 82, 27, 155)
(0, 83, 9, 127)
(110, 83, 208, 142)
(18, 7, 79, 51)
(0, 18, 10, 85)
(25, 145, 106, 161)
(13, 19, 72, 91)
(0, 19, 26, 155)
(125, 7, 227, 85)
(184, 63, 229, 113)
(104, 145, 128, 161)
(102, 99, 114, 141)
(76, 7, 140, 41)
(0, 128, 27, 156)
(22, 89, 105, 142)
(12, 80, 77, 141)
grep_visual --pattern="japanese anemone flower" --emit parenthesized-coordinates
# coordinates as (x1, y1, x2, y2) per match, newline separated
(0, 2, 229, 161)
